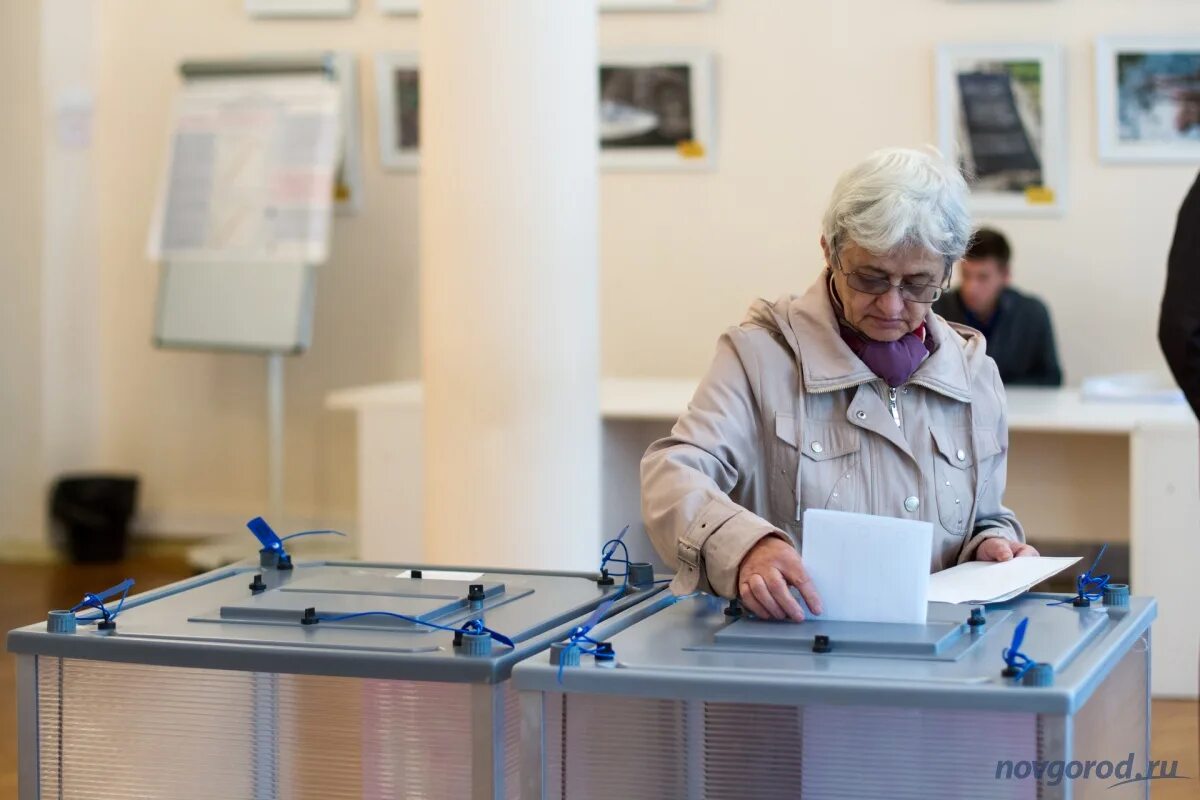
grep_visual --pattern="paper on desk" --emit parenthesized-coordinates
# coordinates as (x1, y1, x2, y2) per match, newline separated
(927, 556, 1081, 605)
(801, 509, 933, 624)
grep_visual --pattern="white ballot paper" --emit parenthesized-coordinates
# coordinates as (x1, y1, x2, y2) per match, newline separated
(393, 570, 484, 582)
(148, 76, 341, 265)
(801, 509, 933, 625)
(927, 556, 1081, 605)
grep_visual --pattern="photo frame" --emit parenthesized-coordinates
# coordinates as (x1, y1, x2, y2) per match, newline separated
(599, 0, 714, 10)
(1096, 36, 1200, 163)
(246, 0, 356, 18)
(599, 48, 716, 171)
(377, 0, 418, 14)
(371, 48, 716, 173)
(378, 0, 711, 14)
(936, 43, 1067, 216)
(375, 51, 421, 171)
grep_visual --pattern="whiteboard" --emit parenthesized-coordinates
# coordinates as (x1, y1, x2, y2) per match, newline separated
(147, 75, 341, 265)
(247, 0, 356, 18)
(154, 261, 315, 354)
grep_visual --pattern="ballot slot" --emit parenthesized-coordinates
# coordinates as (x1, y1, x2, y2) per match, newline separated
(702, 600, 1112, 671)
(196, 578, 527, 631)
(705, 604, 1013, 661)
(278, 574, 509, 601)
(211, 592, 450, 630)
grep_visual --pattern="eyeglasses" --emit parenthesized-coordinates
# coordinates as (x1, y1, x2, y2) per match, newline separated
(834, 264, 945, 304)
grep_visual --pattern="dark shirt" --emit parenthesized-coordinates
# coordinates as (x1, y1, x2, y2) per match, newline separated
(934, 287, 1063, 386)
(1160, 172, 1200, 420)
(959, 301, 1002, 342)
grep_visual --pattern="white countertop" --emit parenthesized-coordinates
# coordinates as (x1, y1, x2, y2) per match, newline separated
(326, 381, 423, 410)
(1003, 386, 1195, 433)
(328, 379, 1197, 434)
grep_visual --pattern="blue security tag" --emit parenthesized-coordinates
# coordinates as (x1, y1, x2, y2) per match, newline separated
(247, 516, 284, 553)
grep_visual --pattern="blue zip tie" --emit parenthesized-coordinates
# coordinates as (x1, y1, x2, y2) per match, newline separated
(558, 641, 603, 683)
(280, 529, 348, 543)
(600, 525, 630, 569)
(1048, 544, 1110, 606)
(312, 610, 515, 648)
(71, 578, 135, 624)
(248, 517, 348, 563)
(556, 531, 674, 684)
(555, 590, 701, 683)
(247, 516, 284, 553)
(599, 525, 633, 587)
(556, 586, 627, 684)
(1002, 616, 1041, 681)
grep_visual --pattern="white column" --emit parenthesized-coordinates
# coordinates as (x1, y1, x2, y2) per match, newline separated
(420, 1, 600, 570)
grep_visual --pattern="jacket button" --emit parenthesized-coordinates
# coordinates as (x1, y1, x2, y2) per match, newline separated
(811, 442, 824, 454)
(956, 449, 966, 461)
(904, 496, 920, 512)
(855, 410, 867, 420)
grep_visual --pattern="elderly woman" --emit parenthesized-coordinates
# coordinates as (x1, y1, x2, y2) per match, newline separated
(641, 148, 1037, 622)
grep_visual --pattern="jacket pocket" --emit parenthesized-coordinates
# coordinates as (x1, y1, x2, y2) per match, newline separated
(930, 426, 977, 536)
(770, 412, 800, 523)
(799, 420, 861, 513)
(970, 428, 1003, 501)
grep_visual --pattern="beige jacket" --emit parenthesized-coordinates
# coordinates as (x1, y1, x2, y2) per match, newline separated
(641, 276, 1024, 598)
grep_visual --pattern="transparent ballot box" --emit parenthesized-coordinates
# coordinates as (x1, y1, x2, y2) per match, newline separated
(514, 591, 1156, 800)
(7, 560, 664, 800)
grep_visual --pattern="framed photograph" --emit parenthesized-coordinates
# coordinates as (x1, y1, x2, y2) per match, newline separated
(599, 0, 714, 10)
(377, 0, 418, 14)
(936, 43, 1066, 216)
(370, 49, 715, 173)
(1096, 36, 1200, 163)
(375, 52, 420, 170)
(600, 48, 716, 171)
(246, 0, 356, 18)
(377, 1, 711, 13)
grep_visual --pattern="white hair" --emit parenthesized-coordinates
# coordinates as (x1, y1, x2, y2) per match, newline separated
(822, 148, 972, 277)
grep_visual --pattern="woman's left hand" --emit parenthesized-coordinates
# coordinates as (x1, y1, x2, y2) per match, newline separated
(976, 538, 1040, 562)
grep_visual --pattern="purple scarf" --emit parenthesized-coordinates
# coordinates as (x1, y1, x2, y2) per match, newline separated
(839, 327, 929, 388)
(828, 272, 930, 388)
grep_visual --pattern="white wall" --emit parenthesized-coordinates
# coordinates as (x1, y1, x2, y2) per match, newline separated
(42, 0, 103, 492)
(600, 0, 1200, 381)
(96, 1, 422, 533)
(0, 1, 45, 548)
(49, 0, 1200, 535)
(0, 1, 105, 552)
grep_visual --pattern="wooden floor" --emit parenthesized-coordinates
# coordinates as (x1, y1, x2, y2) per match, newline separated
(1, 556, 1197, 799)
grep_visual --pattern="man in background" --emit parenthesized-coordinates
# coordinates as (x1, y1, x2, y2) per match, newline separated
(934, 228, 1063, 386)
(1159, 173, 1200, 420)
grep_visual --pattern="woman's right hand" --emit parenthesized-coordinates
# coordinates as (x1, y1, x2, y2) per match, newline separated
(736, 535, 823, 622)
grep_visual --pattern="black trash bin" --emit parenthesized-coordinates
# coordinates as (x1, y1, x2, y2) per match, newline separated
(50, 475, 139, 563)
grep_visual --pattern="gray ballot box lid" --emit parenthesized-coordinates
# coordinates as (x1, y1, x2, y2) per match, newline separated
(512, 592, 1156, 715)
(6, 561, 666, 684)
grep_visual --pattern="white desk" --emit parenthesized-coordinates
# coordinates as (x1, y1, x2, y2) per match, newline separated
(328, 380, 1199, 697)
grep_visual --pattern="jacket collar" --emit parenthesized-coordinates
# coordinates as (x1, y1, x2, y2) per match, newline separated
(786, 275, 974, 403)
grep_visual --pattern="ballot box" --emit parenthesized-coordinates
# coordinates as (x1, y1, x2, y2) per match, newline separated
(6, 559, 664, 800)
(514, 589, 1156, 800)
